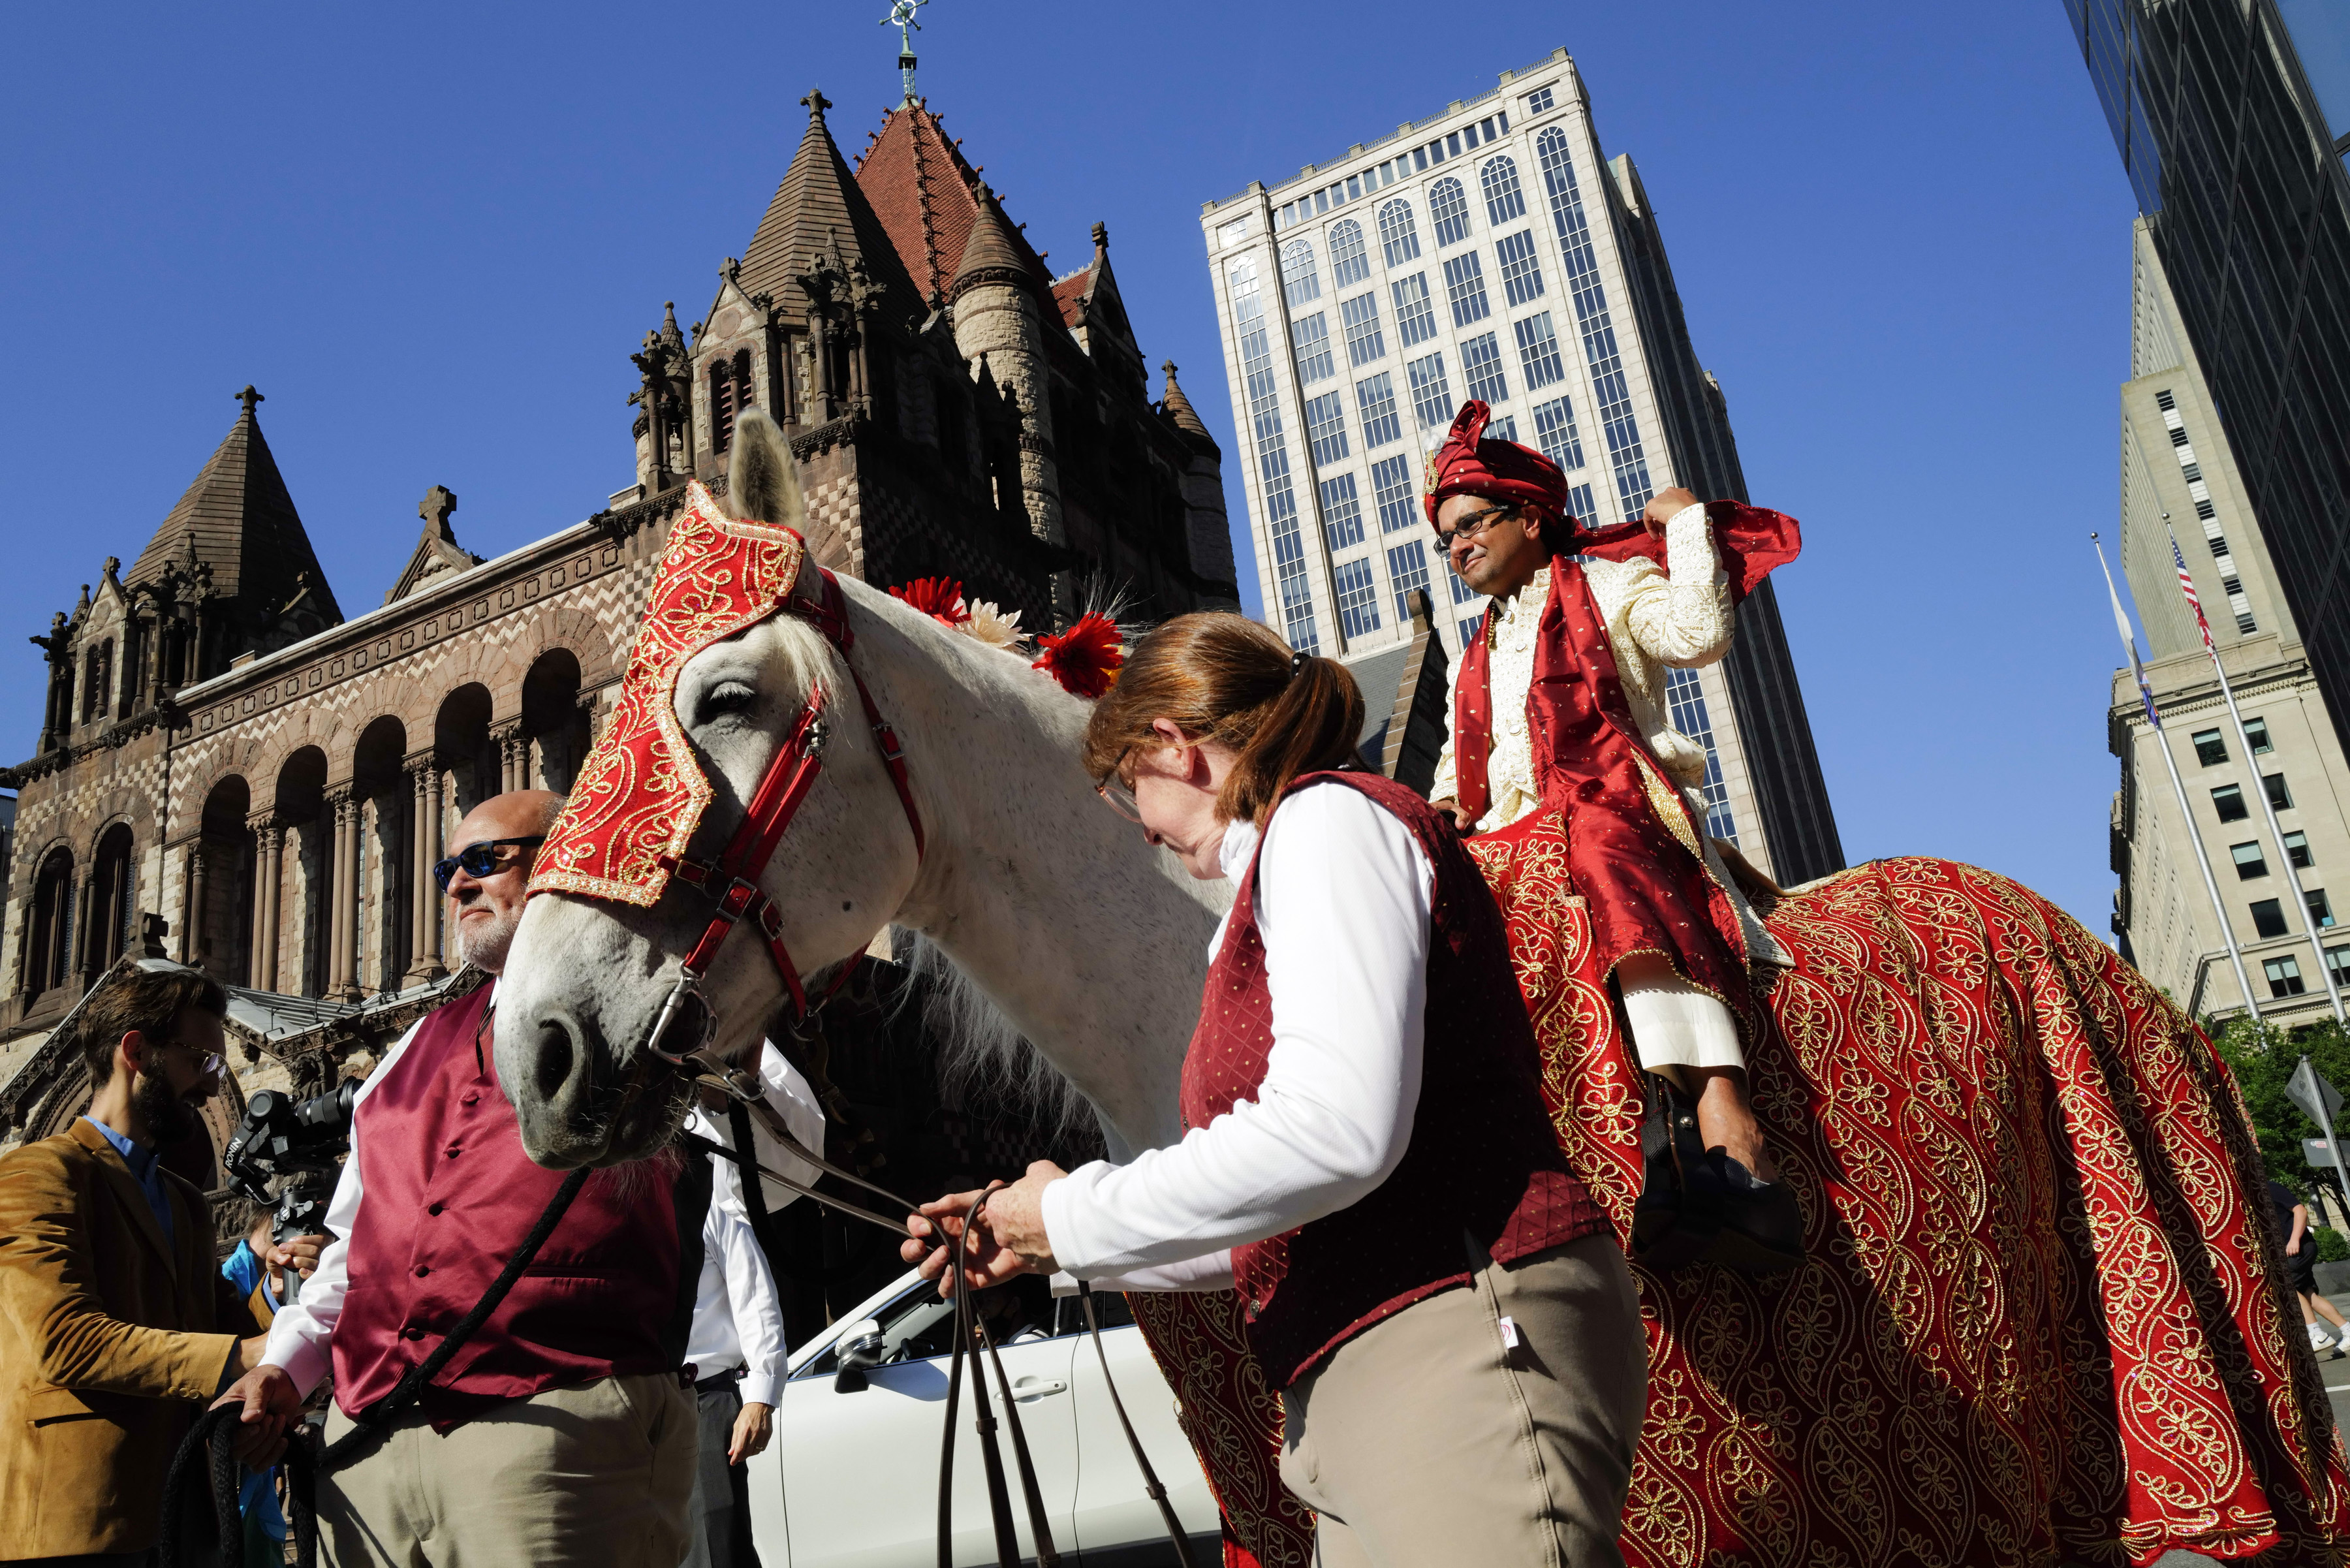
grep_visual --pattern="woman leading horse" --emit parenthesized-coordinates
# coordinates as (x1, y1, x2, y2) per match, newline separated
(905, 612, 1648, 1567)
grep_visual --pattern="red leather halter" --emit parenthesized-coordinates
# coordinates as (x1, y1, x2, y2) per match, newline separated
(645, 567, 924, 1054)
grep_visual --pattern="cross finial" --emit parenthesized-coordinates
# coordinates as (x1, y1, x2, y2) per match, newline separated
(802, 87, 832, 119)
(419, 485, 458, 533)
(881, 0, 927, 51)
(236, 385, 263, 416)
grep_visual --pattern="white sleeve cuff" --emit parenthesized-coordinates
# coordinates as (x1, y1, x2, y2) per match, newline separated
(1663, 503, 1721, 579)
(739, 1370, 782, 1408)
(260, 1326, 330, 1400)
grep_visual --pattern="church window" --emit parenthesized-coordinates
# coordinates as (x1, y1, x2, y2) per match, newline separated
(1357, 374, 1403, 450)
(1291, 314, 1336, 386)
(1392, 274, 1438, 348)
(1320, 474, 1365, 551)
(1387, 541, 1432, 623)
(28, 848, 74, 996)
(1462, 332, 1507, 404)
(1481, 156, 1528, 226)
(1329, 219, 1371, 287)
(1371, 454, 1418, 530)
(1341, 293, 1385, 368)
(1377, 199, 1422, 267)
(1496, 230, 1545, 306)
(1305, 394, 1349, 467)
(2213, 783, 2248, 821)
(711, 351, 754, 455)
(2232, 841, 2269, 879)
(1444, 253, 1491, 327)
(1332, 556, 1382, 640)
(1407, 353, 1453, 430)
(1281, 240, 1322, 307)
(1430, 177, 1472, 247)
(2192, 728, 2227, 765)
(82, 640, 112, 723)
(1531, 394, 1585, 472)
(2265, 954, 2306, 995)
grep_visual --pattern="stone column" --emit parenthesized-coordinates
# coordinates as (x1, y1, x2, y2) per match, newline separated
(405, 754, 446, 985)
(326, 784, 361, 1001)
(185, 846, 210, 969)
(490, 718, 526, 795)
(248, 814, 283, 993)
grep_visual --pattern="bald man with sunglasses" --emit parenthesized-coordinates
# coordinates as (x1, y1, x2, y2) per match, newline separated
(212, 791, 709, 1568)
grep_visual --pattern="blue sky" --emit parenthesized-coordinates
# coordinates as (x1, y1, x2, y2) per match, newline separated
(0, 1, 2142, 935)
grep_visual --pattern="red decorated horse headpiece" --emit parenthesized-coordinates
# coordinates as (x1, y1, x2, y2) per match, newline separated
(1422, 398, 1573, 527)
(529, 481, 808, 908)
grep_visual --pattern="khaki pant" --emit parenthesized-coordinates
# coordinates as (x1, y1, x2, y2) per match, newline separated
(318, 1373, 696, 1568)
(1278, 1233, 1648, 1568)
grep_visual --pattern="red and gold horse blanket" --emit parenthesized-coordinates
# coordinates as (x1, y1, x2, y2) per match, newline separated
(1132, 849, 2350, 1567)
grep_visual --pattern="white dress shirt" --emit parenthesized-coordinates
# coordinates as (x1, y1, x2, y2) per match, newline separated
(1040, 782, 1434, 1292)
(680, 1140, 788, 1406)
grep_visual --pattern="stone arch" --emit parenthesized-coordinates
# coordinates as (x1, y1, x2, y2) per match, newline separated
(520, 648, 587, 794)
(435, 684, 495, 813)
(192, 775, 254, 984)
(268, 746, 329, 997)
(350, 717, 411, 994)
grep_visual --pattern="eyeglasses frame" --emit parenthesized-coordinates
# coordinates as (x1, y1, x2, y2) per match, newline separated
(432, 835, 548, 894)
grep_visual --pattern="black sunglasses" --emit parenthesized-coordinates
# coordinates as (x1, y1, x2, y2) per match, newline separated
(432, 836, 546, 892)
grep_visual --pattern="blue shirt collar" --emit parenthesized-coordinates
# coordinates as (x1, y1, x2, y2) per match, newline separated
(83, 1114, 155, 1177)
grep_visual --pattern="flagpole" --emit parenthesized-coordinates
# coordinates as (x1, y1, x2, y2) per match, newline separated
(2093, 535, 2263, 1022)
(2163, 525, 2348, 1024)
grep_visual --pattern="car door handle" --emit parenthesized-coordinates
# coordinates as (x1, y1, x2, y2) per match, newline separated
(1007, 1377, 1067, 1400)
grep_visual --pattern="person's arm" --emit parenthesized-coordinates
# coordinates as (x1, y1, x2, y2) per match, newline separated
(1052, 1251, 1234, 1296)
(708, 1158, 787, 1409)
(0, 1143, 243, 1400)
(257, 1014, 426, 1397)
(2291, 1201, 2311, 1256)
(1039, 786, 1432, 1276)
(1620, 502, 1735, 666)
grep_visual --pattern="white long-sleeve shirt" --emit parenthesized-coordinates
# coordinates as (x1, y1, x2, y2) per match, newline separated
(681, 1138, 788, 1406)
(1039, 782, 1434, 1293)
(260, 985, 825, 1399)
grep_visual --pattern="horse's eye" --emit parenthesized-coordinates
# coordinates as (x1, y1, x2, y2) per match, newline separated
(698, 683, 758, 725)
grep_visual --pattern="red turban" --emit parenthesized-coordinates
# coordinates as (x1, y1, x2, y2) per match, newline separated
(1421, 400, 1573, 528)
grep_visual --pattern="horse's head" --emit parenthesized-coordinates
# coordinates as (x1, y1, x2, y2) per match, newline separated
(495, 413, 924, 1167)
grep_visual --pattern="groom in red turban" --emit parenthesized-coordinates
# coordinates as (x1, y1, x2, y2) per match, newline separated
(1425, 400, 1803, 1270)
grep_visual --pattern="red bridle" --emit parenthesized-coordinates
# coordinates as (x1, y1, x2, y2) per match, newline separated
(643, 567, 924, 1058)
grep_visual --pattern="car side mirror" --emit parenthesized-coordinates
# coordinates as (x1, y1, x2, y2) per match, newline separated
(833, 1321, 886, 1394)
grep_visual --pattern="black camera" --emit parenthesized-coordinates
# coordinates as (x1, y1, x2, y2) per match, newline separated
(223, 1080, 361, 1298)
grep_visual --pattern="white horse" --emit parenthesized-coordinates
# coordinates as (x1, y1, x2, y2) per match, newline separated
(497, 411, 1215, 1170)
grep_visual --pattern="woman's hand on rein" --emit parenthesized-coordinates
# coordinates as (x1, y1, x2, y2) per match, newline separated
(901, 1161, 1069, 1296)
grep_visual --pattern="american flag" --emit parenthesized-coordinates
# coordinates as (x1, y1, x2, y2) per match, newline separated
(2171, 529, 2217, 654)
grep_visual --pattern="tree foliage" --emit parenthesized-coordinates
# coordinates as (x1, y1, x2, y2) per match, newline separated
(2210, 1014, 2350, 1218)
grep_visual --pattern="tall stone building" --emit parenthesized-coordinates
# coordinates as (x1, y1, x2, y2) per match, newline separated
(0, 80, 1236, 1227)
(1197, 47, 1843, 885)
(2108, 219, 2350, 1022)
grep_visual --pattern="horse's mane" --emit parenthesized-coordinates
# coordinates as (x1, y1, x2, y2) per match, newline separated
(892, 928, 1095, 1142)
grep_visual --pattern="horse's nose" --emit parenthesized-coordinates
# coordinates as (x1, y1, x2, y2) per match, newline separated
(508, 1008, 602, 1168)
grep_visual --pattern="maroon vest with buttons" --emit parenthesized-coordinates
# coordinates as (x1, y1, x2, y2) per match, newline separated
(1180, 772, 1605, 1388)
(332, 985, 689, 1425)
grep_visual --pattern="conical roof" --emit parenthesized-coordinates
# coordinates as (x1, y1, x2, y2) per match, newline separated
(953, 185, 1028, 292)
(739, 89, 921, 318)
(1160, 361, 1219, 455)
(127, 390, 341, 621)
(854, 102, 1063, 321)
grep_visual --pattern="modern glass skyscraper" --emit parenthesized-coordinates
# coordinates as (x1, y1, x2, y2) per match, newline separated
(2066, 0, 2350, 757)
(1197, 48, 1844, 884)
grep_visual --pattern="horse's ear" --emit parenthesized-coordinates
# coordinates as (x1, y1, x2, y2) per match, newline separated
(725, 409, 806, 535)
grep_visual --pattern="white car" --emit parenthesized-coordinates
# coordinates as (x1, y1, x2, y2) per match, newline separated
(747, 1269, 1225, 1567)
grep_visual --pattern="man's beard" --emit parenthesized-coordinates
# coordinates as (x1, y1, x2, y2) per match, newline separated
(455, 904, 522, 974)
(132, 1069, 198, 1145)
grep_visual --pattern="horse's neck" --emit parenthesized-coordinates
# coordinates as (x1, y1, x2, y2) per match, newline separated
(864, 601, 1220, 1154)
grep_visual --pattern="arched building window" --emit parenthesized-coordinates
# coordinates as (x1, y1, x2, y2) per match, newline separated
(1377, 199, 1421, 268)
(89, 825, 133, 972)
(1480, 155, 1526, 226)
(710, 348, 755, 454)
(1430, 177, 1471, 248)
(1328, 219, 1370, 287)
(26, 848, 74, 997)
(1279, 240, 1321, 309)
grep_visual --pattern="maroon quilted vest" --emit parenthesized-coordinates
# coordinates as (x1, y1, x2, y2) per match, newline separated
(333, 984, 697, 1426)
(1180, 771, 1604, 1387)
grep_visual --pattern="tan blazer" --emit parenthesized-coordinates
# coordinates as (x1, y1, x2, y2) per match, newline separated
(0, 1116, 260, 1559)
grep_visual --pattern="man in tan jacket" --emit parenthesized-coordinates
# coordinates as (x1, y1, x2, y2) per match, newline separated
(0, 965, 268, 1565)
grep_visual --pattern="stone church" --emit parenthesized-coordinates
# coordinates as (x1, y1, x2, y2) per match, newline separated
(0, 82, 1238, 1284)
